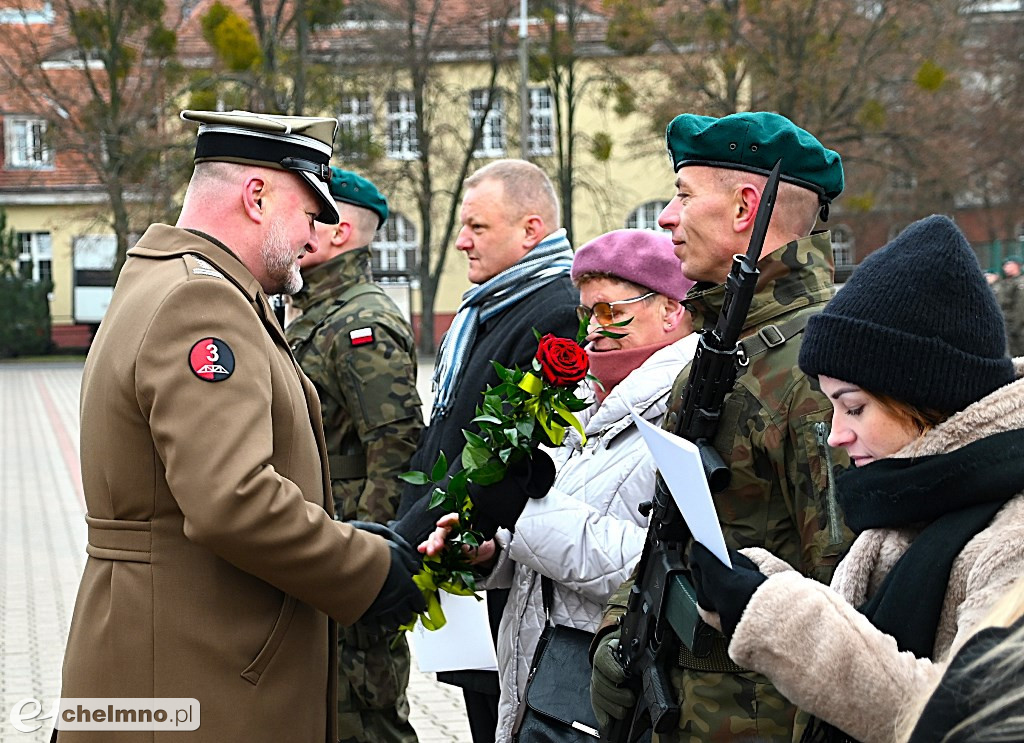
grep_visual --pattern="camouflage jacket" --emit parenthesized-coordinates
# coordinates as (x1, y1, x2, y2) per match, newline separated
(602, 233, 855, 741)
(606, 231, 853, 616)
(287, 247, 423, 523)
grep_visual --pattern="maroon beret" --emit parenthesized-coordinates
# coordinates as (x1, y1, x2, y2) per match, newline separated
(571, 229, 693, 300)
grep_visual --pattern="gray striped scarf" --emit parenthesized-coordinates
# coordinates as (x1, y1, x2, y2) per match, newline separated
(431, 229, 574, 419)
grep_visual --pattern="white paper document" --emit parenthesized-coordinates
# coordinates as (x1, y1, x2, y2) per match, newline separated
(407, 592, 499, 673)
(630, 409, 732, 568)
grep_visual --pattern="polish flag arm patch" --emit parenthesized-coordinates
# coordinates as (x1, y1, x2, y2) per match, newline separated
(349, 328, 375, 346)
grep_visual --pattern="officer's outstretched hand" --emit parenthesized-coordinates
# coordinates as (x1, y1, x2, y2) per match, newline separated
(350, 521, 426, 630)
(591, 628, 635, 730)
(470, 450, 557, 539)
(689, 542, 767, 637)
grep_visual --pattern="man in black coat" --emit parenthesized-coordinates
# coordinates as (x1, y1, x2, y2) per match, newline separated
(395, 159, 578, 742)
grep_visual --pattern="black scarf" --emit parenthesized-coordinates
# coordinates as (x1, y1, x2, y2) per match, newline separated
(802, 427, 1024, 743)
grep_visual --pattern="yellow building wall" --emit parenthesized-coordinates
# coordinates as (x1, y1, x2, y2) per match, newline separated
(352, 56, 679, 323)
(2, 201, 115, 327)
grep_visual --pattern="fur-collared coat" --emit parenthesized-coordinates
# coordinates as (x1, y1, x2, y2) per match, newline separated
(714, 360, 1024, 743)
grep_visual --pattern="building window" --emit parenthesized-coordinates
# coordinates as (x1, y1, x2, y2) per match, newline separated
(528, 86, 553, 156)
(385, 91, 418, 159)
(336, 94, 373, 159)
(831, 225, 854, 267)
(17, 232, 52, 285)
(470, 89, 505, 158)
(625, 201, 669, 233)
(372, 212, 418, 282)
(888, 169, 917, 192)
(4, 117, 53, 169)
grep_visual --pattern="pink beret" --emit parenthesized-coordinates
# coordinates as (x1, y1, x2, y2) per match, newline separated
(571, 229, 694, 300)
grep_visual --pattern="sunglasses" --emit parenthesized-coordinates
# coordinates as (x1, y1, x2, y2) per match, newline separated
(576, 292, 655, 326)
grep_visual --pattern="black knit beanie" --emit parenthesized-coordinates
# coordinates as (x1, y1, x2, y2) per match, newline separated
(799, 214, 1015, 414)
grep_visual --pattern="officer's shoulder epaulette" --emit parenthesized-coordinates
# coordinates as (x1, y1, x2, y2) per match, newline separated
(182, 253, 227, 281)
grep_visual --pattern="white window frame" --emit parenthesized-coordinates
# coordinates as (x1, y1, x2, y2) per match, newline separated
(528, 86, 554, 156)
(336, 93, 373, 158)
(625, 201, 670, 233)
(831, 225, 855, 267)
(17, 231, 53, 284)
(385, 91, 419, 160)
(372, 213, 418, 282)
(470, 89, 505, 159)
(4, 116, 54, 169)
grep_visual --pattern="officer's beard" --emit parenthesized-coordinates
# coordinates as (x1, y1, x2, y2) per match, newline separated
(260, 215, 304, 295)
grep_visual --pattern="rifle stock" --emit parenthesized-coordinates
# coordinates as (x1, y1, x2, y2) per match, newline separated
(605, 161, 782, 743)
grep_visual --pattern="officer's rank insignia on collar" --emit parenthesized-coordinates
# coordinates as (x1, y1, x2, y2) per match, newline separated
(189, 338, 235, 382)
(349, 328, 374, 346)
(192, 257, 225, 279)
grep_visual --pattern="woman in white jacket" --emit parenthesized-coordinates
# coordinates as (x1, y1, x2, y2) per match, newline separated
(686, 215, 1024, 743)
(422, 228, 697, 742)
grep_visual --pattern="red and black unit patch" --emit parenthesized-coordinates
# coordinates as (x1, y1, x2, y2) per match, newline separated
(349, 327, 375, 347)
(189, 338, 235, 382)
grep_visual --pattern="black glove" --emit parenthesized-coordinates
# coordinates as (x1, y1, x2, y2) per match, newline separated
(469, 450, 556, 540)
(349, 521, 426, 631)
(689, 542, 767, 637)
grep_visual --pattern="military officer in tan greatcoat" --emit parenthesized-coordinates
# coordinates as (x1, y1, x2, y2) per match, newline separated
(53, 110, 425, 743)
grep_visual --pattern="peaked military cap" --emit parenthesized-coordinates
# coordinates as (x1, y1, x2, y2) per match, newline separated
(666, 112, 844, 220)
(181, 109, 341, 224)
(328, 167, 389, 229)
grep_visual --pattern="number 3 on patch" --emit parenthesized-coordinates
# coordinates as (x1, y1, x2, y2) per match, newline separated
(189, 338, 235, 382)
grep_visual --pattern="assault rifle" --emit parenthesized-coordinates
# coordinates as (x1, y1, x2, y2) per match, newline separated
(606, 161, 782, 743)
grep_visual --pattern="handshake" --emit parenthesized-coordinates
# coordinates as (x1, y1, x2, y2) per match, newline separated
(349, 520, 425, 631)
(351, 450, 558, 632)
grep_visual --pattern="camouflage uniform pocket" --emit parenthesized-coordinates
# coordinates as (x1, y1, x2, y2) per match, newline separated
(338, 624, 410, 710)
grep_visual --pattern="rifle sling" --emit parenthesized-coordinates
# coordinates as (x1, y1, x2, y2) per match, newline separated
(736, 313, 811, 365)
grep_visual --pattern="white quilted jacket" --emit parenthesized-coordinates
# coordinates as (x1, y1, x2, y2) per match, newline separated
(482, 333, 699, 742)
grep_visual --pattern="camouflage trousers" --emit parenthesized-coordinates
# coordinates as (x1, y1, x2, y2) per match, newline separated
(652, 668, 797, 743)
(337, 623, 418, 743)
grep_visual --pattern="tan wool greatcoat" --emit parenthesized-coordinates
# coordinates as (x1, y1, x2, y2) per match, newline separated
(56, 224, 390, 742)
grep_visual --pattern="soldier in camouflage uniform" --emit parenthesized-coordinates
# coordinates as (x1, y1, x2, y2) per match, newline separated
(996, 257, 1024, 357)
(286, 167, 423, 743)
(590, 112, 856, 742)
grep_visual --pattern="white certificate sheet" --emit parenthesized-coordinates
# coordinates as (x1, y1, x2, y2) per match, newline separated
(630, 409, 732, 568)
(407, 592, 499, 673)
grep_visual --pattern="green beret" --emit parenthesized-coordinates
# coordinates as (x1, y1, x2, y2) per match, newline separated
(327, 166, 389, 229)
(666, 112, 844, 217)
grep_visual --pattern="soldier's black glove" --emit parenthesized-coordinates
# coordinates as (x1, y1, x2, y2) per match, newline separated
(689, 542, 766, 637)
(469, 450, 556, 540)
(349, 521, 426, 630)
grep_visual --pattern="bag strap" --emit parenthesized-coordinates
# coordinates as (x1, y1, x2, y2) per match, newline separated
(541, 575, 555, 627)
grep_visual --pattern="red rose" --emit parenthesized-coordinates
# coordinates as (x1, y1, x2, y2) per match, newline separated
(535, 333, 589, 386)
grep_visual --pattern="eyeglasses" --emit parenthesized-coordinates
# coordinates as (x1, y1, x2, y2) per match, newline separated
(576, 292, 655, 326)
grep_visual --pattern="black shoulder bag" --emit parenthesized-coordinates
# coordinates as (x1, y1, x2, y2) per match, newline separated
(514, 575, 602, 741)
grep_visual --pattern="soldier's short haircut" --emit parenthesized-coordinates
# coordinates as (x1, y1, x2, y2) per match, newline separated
(713, 168, 821, 236)
(337, 201, 380, 241)
(465, 159, 560, 230)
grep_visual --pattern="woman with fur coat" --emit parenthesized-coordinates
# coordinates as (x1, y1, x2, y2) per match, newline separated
(689, 214, 1024, 743)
